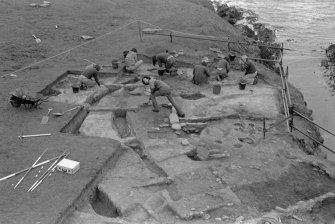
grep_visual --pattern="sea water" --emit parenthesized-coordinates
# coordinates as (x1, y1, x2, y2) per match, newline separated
(215, 0, 335, 159)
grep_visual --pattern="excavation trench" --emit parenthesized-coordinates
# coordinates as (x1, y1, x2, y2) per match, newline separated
(90, 187, 120, 218)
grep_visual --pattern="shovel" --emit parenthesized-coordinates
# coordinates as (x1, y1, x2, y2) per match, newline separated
(53, 106, 81, 117)
(32, 35, 41, 44)
(41, 108, 53, 124)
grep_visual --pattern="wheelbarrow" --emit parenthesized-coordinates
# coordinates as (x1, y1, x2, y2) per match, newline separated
(9, 88, 49, 109)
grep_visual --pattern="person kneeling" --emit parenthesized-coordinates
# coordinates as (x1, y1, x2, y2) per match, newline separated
(152, 51, 176, 74)
(192, 57, 211, 85)
(239, 55, 258, 85)
(142, 76, 185, 117)
(123, 48, 143, 73)
(78, 64, 102, 88)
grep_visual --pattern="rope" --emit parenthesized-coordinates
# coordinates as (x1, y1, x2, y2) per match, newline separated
(1, 20, 137, 78)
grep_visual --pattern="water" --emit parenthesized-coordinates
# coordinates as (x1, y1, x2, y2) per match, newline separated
(215, 0, 335, 159)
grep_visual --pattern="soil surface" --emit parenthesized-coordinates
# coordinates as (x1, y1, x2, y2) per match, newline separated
(1, 0, 335, 224)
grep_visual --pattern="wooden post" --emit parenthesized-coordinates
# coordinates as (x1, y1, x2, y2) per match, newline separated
(170, 32, 173, 43)
(228, 42, 230, 52)
(137, 21, 143, 41)
(263, 117, 266, 139)
(285, 66, 289, 79)
(280, 43, 284, 66)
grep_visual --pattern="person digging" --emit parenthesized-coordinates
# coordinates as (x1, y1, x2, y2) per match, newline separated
(239, 55, 258, 85)
(142, 76, 185, 117)
(77, 64, 103, 89)
(152, 51, 177, 76)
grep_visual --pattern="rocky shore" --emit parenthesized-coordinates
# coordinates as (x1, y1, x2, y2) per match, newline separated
(213, 1, 325, 158)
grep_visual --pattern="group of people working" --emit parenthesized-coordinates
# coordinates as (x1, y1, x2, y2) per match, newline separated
(76, 48, 257, 118)
(192, 54, 258, 85)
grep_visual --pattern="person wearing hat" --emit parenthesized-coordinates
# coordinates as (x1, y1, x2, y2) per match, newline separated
(124, 48, 143, 73)
(214, 55, 230, 81)
(77, 64, 102, 88)
(152, 51, 176, 73)
(192, 57, 211, 85)
(240, 55, 258, 85)
(142, 76, 185, 117)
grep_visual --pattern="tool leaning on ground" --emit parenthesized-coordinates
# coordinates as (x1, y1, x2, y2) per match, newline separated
(52, 106, 81, 117)
(41, 108, 53, 124)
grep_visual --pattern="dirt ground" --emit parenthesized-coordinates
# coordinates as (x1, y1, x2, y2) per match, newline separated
(1, 0, 335, 224)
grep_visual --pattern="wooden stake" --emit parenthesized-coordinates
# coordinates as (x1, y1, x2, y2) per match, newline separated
(137, 21, 143, 41)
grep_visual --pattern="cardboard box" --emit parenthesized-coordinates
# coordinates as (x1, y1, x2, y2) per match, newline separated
(56, 158, 80, 174)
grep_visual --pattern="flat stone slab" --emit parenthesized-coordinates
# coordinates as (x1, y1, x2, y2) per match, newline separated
(143, 139, 195, 162)
(158, 155, 206, 177)
(79, 112, 121, 140)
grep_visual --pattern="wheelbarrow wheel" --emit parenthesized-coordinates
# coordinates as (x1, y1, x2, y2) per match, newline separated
(10, 96, 22, 108)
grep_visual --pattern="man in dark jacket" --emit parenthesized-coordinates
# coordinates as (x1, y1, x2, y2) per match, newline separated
(152, 52, 176, 72)
(142, 76, 185, 117)
(192, 57, 211, 85)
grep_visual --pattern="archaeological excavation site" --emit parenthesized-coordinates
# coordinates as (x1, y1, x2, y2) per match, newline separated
(1, 0, 335, 224)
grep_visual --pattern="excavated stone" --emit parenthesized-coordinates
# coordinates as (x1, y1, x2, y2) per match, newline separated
(169, 113, 179, 124)
(171, 123, 181, 130)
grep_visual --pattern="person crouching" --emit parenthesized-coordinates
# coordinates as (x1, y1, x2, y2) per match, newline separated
(239, 55, 258, 85)
(124, 48, 143, 73)
(152, 52, 176, 74)
(142, 76, 185, 117)
(77, 64, 102, 88)
(192, 57, 211, 85)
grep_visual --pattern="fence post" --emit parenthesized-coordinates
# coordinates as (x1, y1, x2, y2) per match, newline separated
(263, 117, 266, 139)
(137, 21, 143, 41)
(170, 32, 173, 43)
(280, 43, 284, 66)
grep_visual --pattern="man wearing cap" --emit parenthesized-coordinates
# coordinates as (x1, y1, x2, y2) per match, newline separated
(142, 76, 185, 117)
(240, 55, 258, 85)
(77, 64, 102, 88)
(124, 48, 143, 73)
(152, 52, 176, 73)
(192, 57, 211, 85)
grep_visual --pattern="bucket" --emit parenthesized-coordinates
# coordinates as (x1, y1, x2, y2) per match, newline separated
(112, 60, 119, 69)
(158, 69, 165, 76)
(72, 85, 80, 93)
(239, 82, 246, 90)
(213, 84, 221, 95)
